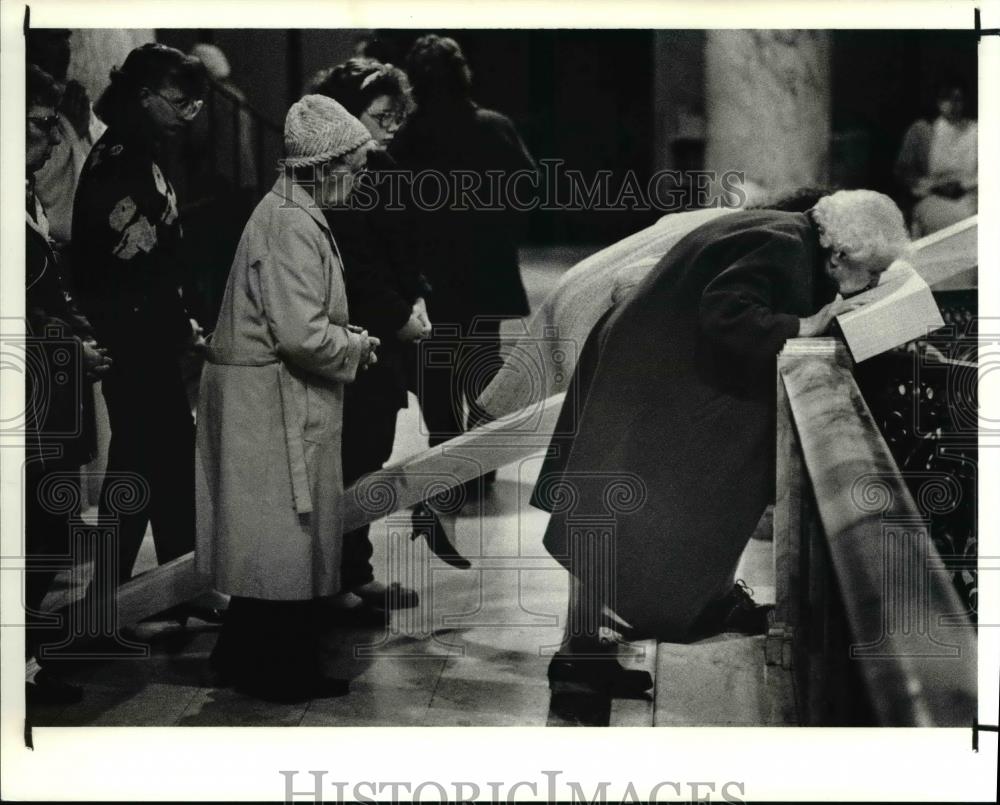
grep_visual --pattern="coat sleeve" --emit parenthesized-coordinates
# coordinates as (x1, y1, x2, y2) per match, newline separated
(257, 219, 367, 383)
(698, 231, 804, 361)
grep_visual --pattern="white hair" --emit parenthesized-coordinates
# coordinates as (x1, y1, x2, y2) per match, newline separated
(812, 189, 911, 272)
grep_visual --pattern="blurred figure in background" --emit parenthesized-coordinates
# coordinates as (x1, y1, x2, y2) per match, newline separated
(24, 64, 111, 705)
(895, 76, 977, 237)
(188, 42, 258, 192)
(391, 34, 536, 496)
(72, 45, 214, 609)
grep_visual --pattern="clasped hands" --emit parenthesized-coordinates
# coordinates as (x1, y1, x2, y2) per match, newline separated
(346, 324, 381, 370)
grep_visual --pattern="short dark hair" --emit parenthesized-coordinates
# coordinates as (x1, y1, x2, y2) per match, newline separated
(406, 34, 473, 106)
(26, 63, 62, 109)
(309, 57, 411, 117)
(95, 43, 207, 130)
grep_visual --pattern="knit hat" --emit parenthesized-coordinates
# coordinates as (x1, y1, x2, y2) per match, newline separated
(283, 94, 372, 168)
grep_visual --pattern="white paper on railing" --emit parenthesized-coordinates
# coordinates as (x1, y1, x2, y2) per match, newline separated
(836, 261, 945, 363)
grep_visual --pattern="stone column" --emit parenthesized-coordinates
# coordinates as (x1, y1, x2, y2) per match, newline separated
(68, 29, 155, 103)
(705, 30, 831, 201)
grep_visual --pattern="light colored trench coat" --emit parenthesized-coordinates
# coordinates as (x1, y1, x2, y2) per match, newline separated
(195, 177, 365, 599)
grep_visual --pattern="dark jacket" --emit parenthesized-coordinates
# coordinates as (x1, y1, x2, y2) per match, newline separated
(390, 100, 534, 320)
(532, 210, 836, 640)
(71, 127, 192, 364)
(26, 190, 97, 470)
(325, 149, 432, 411)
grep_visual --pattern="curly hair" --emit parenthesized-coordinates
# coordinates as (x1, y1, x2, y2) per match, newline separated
(308, 57, 412, 117)
(405, 34, 473, 106)
(811, 189, 911, 272)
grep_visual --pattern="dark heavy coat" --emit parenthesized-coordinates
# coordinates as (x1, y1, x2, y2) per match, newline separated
(325, 149, 431, 412)
(26, 195, 97, 471)
(532, 210, 836, 640)
(390, 100, 533, 320)
(71, 128, 193, 362)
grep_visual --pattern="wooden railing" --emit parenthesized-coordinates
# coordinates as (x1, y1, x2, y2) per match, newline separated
(768, 339, 976, 726)
(47, 339, 979, 729)
(70, 394, 566, 627)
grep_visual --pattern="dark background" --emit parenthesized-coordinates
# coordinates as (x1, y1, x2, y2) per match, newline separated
(156, 28, 978, 246)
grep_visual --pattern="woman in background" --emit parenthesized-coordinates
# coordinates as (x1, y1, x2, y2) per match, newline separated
(73, 44, 211, 598)
(313, 57, 471, 613)
(895, 77, 977, 237)
(391, 34, 536, 499)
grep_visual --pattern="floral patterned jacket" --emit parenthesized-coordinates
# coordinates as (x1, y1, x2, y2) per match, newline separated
(71, 127, 192, 362)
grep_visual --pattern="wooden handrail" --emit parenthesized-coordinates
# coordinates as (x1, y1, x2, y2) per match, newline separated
(778, 340, 976, 726)
(59, 394, 566, 627)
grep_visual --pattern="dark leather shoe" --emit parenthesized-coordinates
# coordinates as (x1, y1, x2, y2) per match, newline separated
(410, 504, 471, 569)
(690, 580, 773, 640)
(26, 670, 84, 706)
(355, 581, 419, 610)
(154, 603, 227, 627)
(547, 653, 653, 697)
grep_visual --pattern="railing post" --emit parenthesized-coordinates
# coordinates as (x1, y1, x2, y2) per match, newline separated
(768, 347, 804, 669)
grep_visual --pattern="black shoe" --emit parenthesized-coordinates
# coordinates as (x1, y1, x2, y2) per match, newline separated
(410, 504, 472, 569)
(166, 603, 227, 627)
(26, 670, 84, 706)
(690, 580, 773, 640)
(547, 653, 653, 697)
(354, 581, 419, 611)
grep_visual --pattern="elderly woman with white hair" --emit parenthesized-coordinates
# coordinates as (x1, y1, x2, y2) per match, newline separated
(195, 95, 380, 702)
(534, 190, 911, 693)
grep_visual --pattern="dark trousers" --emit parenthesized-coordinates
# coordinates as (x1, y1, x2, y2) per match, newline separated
(212, 596, 323, 700)
(417, 317, 503, 448)
(24, 462, 76, 660)
(99, 359, 195, 583)
(340, 396, 400, 590)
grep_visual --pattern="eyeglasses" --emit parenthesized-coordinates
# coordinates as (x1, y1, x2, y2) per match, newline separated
(366, 109, 407, 130)
(27, 115, 61, 133)
(153, 91, 204, 121)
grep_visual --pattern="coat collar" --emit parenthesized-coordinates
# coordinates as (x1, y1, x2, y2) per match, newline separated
(269, 174, 331, 235)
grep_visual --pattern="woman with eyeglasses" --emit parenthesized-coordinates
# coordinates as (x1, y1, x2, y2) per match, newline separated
(71, 44, 215, 604)
(310, 58, 469, 624)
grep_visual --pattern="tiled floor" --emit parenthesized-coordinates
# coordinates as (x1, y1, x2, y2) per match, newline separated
(27, 246, 779, 728)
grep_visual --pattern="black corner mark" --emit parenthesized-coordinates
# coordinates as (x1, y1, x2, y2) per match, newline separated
(24, 4, 30, 36)
(25, 719, 34, 750)
(972, 716, 998, 751)
(975, 7, 1000, 41)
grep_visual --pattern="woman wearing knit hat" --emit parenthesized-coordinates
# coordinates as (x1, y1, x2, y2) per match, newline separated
(195, 95, 380, 702)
